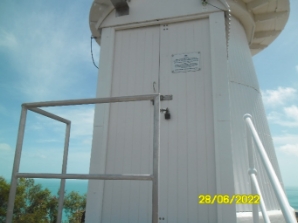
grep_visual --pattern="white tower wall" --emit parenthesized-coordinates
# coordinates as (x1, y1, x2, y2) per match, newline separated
(87, 0, 291, 222)
(87, 12, 236, 223)
(228, 18, 283, 212)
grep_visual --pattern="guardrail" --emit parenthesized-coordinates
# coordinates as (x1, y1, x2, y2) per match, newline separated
(244, 114, 296, 223)
(6, 94, 161, 223)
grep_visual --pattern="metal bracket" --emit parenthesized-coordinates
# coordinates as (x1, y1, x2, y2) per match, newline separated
(110, 0, 129, 17)
(160, 95, 173, 101)
(151, 95, 173, 105)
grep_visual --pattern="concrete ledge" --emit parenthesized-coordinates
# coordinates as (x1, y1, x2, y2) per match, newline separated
(237, 210, 297, 223)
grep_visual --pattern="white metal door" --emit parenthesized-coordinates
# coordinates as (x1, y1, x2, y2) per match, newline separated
(101, 26, 160, 223)
(159, 19, 217, 223)
(102, 19, 216, 223)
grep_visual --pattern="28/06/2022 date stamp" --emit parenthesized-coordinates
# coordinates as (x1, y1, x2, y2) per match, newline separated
(198, 194, 260, 205)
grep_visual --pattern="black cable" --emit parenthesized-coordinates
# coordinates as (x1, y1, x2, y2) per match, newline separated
(202, 0, 226, 12)
(91, 36, 99, 69)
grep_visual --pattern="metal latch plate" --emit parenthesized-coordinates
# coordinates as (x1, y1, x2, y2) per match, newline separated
(160, 95, 173, 101)
(151, 95, 173, 105)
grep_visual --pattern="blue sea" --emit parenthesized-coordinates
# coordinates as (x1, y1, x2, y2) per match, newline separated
(35, 179, 88, 221)
(285, 187, 298, 211)
(35, 179, 88, 196)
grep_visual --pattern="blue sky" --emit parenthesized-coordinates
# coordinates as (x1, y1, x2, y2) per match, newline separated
(0, 0, 297, 188)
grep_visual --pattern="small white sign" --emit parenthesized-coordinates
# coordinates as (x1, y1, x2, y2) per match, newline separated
(172, 52, 200, 73)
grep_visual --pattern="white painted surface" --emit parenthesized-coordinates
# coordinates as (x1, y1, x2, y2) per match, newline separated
(101, 25, 159, 223)
(209, 12, 236, 223)
(86, 15, 239, 223)
(159, 19, 217, 223)
(86, 8, 287, 223)
(228, 17, 283, 213)
(86, 27, 115, 223)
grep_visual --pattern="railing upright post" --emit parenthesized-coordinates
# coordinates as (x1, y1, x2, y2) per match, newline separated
(152, 94, 160, 223)
(246, 120, 260, 223)
(244, 114, 296, 223)
(6, 107, 28, 223)
(57, 123, 71, 223)
(249, 172, 271, 223)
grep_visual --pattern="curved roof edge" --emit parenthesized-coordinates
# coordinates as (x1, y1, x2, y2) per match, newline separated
(89, 0, 290, 55)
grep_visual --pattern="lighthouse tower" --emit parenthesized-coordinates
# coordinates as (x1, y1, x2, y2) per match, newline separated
(86, 0, 291, 222)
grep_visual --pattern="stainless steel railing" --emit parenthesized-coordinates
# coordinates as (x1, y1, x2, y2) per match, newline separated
(244, 114, 296, 223)
(6, 94, 161, 223)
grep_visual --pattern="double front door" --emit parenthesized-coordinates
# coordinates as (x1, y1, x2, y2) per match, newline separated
(101, 19, 216, 223)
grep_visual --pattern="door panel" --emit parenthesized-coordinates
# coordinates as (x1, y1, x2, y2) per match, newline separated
(102, 26, 159, 223)
(159, 19, 216, 223)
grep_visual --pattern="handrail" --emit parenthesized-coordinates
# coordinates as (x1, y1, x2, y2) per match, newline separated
(6, 94, 160, 223)
(248, 169, 270, 223)
(244, 114, 296, 223)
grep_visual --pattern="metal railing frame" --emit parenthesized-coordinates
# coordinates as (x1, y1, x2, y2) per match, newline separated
(244, 114, 296, 223)
(6, 94, 161, 223)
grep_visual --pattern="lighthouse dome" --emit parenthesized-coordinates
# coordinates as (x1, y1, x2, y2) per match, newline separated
(89, 0, 289, 55)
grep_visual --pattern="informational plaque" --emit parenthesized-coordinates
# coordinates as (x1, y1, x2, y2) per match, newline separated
(172, 52, 200, 73)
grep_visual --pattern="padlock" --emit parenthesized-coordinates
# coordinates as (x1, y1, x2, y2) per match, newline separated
(160, 108, 171, 120)
(164, 109, 171, 120)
